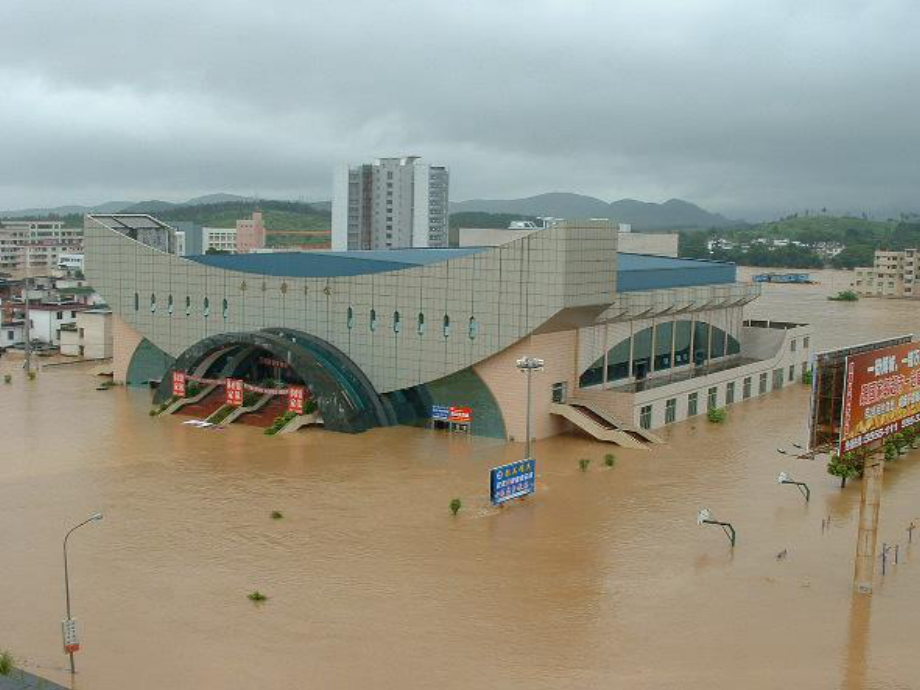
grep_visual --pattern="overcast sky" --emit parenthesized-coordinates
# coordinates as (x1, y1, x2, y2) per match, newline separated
(1, 0, 918, 219)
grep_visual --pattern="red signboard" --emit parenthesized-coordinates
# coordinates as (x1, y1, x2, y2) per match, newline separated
(449, 406, 472, 424)
(288, 386, 305, 414)
(172, 371, 186, 397)
(226, 379, 244, 407)
(840, 341, 920, 454)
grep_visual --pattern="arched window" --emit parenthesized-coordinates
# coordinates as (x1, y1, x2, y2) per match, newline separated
(370, 308, 377, 332)
(417, 313, 425, 335)
(185, 296, 191, 316)
(468, 316, 479, 340)
(168, 295, 174, 315)
(347, 306, 354, 330)
(222, 298, 229, 319)
(393, 311, 401, 334)
(134, 292, 139, 311)
(150, 293, 156, 313)
(203, 297, 210, 318)
(443, 314, 451, 338)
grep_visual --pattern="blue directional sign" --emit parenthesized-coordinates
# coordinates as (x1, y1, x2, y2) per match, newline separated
(490, 459, 536, 505)
(431, 405, 450, 421)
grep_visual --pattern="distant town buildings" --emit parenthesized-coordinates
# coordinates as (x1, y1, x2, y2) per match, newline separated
(331, 156, 450, 251)
(60, 309, 113, 359)
(854, 249, 920, 298)
(0, 219, 83, 277)
(235, 211, 266, 253)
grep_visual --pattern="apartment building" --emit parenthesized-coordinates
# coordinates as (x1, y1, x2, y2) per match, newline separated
(0, 220, 83, 277)
(236, 212, 266, 253)
(331, 156, 449, 250)
(854, 249, 919, 298)
(202, 227, 237, 253)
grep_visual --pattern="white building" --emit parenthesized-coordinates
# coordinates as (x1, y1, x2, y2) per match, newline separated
(331, 156, 449, 251)
(60, 309, 113, 359)
(854, 248, 920, 298)
(201, 227, 237, 253)
(2, 320, 24, 348)
(23, 304, 89, 345)
(57, 252, 85, 273)
(0, 220, 83, 277)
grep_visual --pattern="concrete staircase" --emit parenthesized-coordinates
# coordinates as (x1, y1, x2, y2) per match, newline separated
(176, 386, 226, 419)
(550, 400, 661, 449)
(235, 395, 288, 427)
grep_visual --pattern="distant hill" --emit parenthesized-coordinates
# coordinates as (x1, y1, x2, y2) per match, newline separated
(1, 193, 267, 219)
(449, 192, 733, 229)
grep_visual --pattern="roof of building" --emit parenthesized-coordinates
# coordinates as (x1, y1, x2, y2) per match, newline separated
(188, 248, 737, 291)
(616, 253, 736, 292)
(188, 248, 488, 278)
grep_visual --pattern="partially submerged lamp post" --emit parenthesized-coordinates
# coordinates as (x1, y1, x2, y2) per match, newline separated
(777, 471, 811, 502)
(516, 356, 544, 461)
(63, 512, 103, 675)
(697, 508, 736, 548)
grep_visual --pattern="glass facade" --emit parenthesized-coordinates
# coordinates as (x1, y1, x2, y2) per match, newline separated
(579, 319, 741, 388)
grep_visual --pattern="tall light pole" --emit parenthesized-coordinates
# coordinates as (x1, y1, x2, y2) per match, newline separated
(22, 235, 32, 374)
(515, 356, 544, 460)
(63, 512, 103, 675)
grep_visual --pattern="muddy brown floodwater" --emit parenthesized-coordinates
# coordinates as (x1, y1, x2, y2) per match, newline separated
(2, 269, 920, 689)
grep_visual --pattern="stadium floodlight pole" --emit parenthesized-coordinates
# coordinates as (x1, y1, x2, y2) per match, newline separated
(63, 513, 103, 675)
(23, 236, 32, 374)
(516, 356, 545, 460)
(777, 471, 810, 502)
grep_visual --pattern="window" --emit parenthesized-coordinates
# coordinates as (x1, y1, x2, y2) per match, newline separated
(468, 316, 479, 340)
(222, 298, 229, 320)
(168, 295, 174, 315)
(443, 314, 451, 338)
(56, 311, 63, 319)
(632, 327, 652, 379)
(640, 405, 653, 430)
(688, 392, 699, 416)
(134, 292, 139, 311)
(709, 327, 726, 359)
(665, 398, 677, 424)
(693, 322, 710, 365)
(417, 312, 425, 335)
(203, 297, 210, 317)
(803, 337, 810, 349)
(393, 311, 401, 334)
(347, 307, 354, 330)
(552, 382, 568, 404)
(185, 296, 191, 316)
(654, 322, 673, 371)
(150, 294, 156, 313)
(790, 339, 797, 352)
(773, 368, 784, 389)
(71, 311, 77, 318)
(707, 386, 718, 411)
(370, 309, 377, 332)
(674, 321, 692, 366)
(759, 372, 768, 394)
(789, 364, 795, 382)
(726, 381, 735, 405)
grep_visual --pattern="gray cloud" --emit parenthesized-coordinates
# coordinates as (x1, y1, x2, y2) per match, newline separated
(1, 0, 918, 218)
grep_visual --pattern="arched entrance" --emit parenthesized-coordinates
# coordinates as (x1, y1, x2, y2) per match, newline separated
(155, 329, 395, 433)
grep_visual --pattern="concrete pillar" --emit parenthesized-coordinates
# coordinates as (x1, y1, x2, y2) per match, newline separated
(854, 452, 885, 594)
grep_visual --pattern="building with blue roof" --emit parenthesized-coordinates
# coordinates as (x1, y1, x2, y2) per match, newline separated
(84, 215, 811, 444)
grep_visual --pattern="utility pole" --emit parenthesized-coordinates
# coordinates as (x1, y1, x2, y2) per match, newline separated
(22, 233, 32, 374)
(854, 447, 885, 594)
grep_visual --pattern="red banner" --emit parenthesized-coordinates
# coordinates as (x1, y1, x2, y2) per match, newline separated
(449, 406, 472, 423)
(172, 371, 186, 397)
(840, 342, 920, 454)
(226, 379, 244, 407)
(288, 386, 305, 414)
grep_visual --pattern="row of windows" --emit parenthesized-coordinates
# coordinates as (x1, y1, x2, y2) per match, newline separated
(135, 293, 481, 339)
(638, 363, 808, 429)
(135, 293, 228, 319)
(580, 321, 741, 388)
(348, 307, 479, 340)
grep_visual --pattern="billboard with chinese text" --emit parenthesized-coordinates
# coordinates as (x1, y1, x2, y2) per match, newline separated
(490, 459, 536, 505)
(839, 341, 920, 454)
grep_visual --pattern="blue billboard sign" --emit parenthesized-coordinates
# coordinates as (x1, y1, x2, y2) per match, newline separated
(431, 405, 450, 421)
(490, 459, 536, 505)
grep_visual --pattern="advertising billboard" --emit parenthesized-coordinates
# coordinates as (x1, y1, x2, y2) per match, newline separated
(490, 459, 536, 505)
(839, 341, 920, 455)
(225, 378, 244, 407)
(288, 386, 305, 414)
(807, 334, 912, 450)
(449, 406, 472, 424)
(172, 371, 186, 397)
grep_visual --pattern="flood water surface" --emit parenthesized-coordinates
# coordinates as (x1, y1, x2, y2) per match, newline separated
(2, 270, 920, 689)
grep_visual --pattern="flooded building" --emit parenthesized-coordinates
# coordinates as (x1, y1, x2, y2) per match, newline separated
(84, 214, 810, 444)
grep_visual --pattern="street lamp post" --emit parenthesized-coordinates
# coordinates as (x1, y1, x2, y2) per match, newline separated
(515, 356, 544, 460)
(777, 471, 811, 502)
(63, 513, 103, 675)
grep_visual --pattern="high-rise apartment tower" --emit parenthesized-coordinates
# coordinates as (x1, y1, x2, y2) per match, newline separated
(331, 156, 449, 251)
